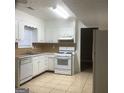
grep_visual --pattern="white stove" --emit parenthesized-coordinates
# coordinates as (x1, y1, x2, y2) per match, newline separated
(56, 53, 72, 57)
(55, 47, 75, 75)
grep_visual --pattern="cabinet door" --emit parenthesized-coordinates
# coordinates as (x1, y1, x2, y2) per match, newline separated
(18, 21, 25, 41)
(48, 57, 55, 71)
(44, 56, 48, 71)
(15, 20, 19, 42)
(38, 56, 45, 73)
(32, 60, 39, 76)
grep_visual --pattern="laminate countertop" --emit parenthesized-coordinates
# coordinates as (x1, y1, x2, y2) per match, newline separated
(16, 52, 57, 59)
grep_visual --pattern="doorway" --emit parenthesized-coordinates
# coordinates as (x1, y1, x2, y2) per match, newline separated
(80, 28, 108, 93)
(80, 28, 98, 93)
(80, 28, 97, 71)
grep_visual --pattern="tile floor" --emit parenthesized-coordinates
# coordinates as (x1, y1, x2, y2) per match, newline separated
(21, 70, 93, 93)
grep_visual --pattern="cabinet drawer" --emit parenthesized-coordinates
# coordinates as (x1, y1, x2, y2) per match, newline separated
(39, 56, 45, 59)
(32, 57, 39, 61)
(21, 59, 31, 65)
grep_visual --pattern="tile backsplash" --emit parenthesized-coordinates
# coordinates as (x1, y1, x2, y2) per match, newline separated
(15, 43, 59, 55)
(15, 42, 75, 55)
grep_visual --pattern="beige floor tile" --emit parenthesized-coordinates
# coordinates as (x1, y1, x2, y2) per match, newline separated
(67, 86, 83, 93)
(58, 81, 72, 86)
(38, 79, 52, 83)
(51, 79, 62, 83)
(43, 83, 58, 89)
(66, 91, 82, 93)
(54, 83, 70, 91)
(50, 89, 66, 93)
(81, 76, 93, 93)
(30, 86, 53, 93)
(63, 78, 75, 82)
(82, 87, 92, 93)
(71, 82, 83, 88)
(32, 81, 46, 87)
(20, 70, 93, 93)
(49, 80, 60, 85)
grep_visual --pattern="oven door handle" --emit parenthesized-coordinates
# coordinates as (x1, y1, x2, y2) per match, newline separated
(56, 57, 71, 59)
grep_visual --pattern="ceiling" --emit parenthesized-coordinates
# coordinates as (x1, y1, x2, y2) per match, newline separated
(15, 0, 75, 20)
(63, 0, 108, 30)
(15, 0, 108, 30)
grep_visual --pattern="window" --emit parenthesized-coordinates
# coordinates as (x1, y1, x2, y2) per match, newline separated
(18, 26, 37, 48)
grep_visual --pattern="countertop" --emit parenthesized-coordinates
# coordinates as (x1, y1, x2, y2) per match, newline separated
(16, 52, 57, 59)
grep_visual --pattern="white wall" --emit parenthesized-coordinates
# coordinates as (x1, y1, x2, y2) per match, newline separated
(93, 30, 108, 93)
(44, 19, 76, 42)
(15, 9, 45, 42)
(74, 20, 86, 73)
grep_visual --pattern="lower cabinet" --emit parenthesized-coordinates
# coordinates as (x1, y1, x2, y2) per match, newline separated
(38, 56, 46, 73)
(32, 55, 49, 77)
(32, 55, 55, 77)
(17, 54, 56, 87)
(32, 57, 39, 77)
(48, 57, 55, 71)
(44, 56, 48, 71)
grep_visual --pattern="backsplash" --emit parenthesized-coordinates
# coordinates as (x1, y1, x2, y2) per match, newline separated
(16, 48, 40, 55)
(15, 42, 75, 55)
(15, 43, 59, 55)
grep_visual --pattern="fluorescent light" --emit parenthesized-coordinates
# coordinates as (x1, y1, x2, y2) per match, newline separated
(50, 5, 70, 19)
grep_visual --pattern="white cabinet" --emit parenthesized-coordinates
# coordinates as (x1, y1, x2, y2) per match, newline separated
(30, 54, 55, 77)
(48, 57, 55, 71)
(45, 54, 55, 71)
(32, 55, 48, 77)
(38, 56, 46, 73)
(43, 56, 49, 71)
(32, 57, 39, 76)
(33, 61, 39, 76)
(38, 61, 45, 73)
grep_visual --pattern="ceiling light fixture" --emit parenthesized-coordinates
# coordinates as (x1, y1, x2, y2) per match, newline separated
(50, 5, 70, 19)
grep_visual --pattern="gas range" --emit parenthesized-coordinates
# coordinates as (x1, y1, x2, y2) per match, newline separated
(56, 47, 75, 57)
(56, 52, 72, 57)
(55, 47, 75, 75)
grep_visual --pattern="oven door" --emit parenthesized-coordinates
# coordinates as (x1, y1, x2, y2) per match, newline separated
(55, 56, 71, 69)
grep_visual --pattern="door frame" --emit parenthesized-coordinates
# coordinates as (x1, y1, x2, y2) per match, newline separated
(80, 28, 98, 93)
(92, 30, 108, 93)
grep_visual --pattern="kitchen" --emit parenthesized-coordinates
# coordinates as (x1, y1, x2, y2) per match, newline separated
(15, 0, 108, 93)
